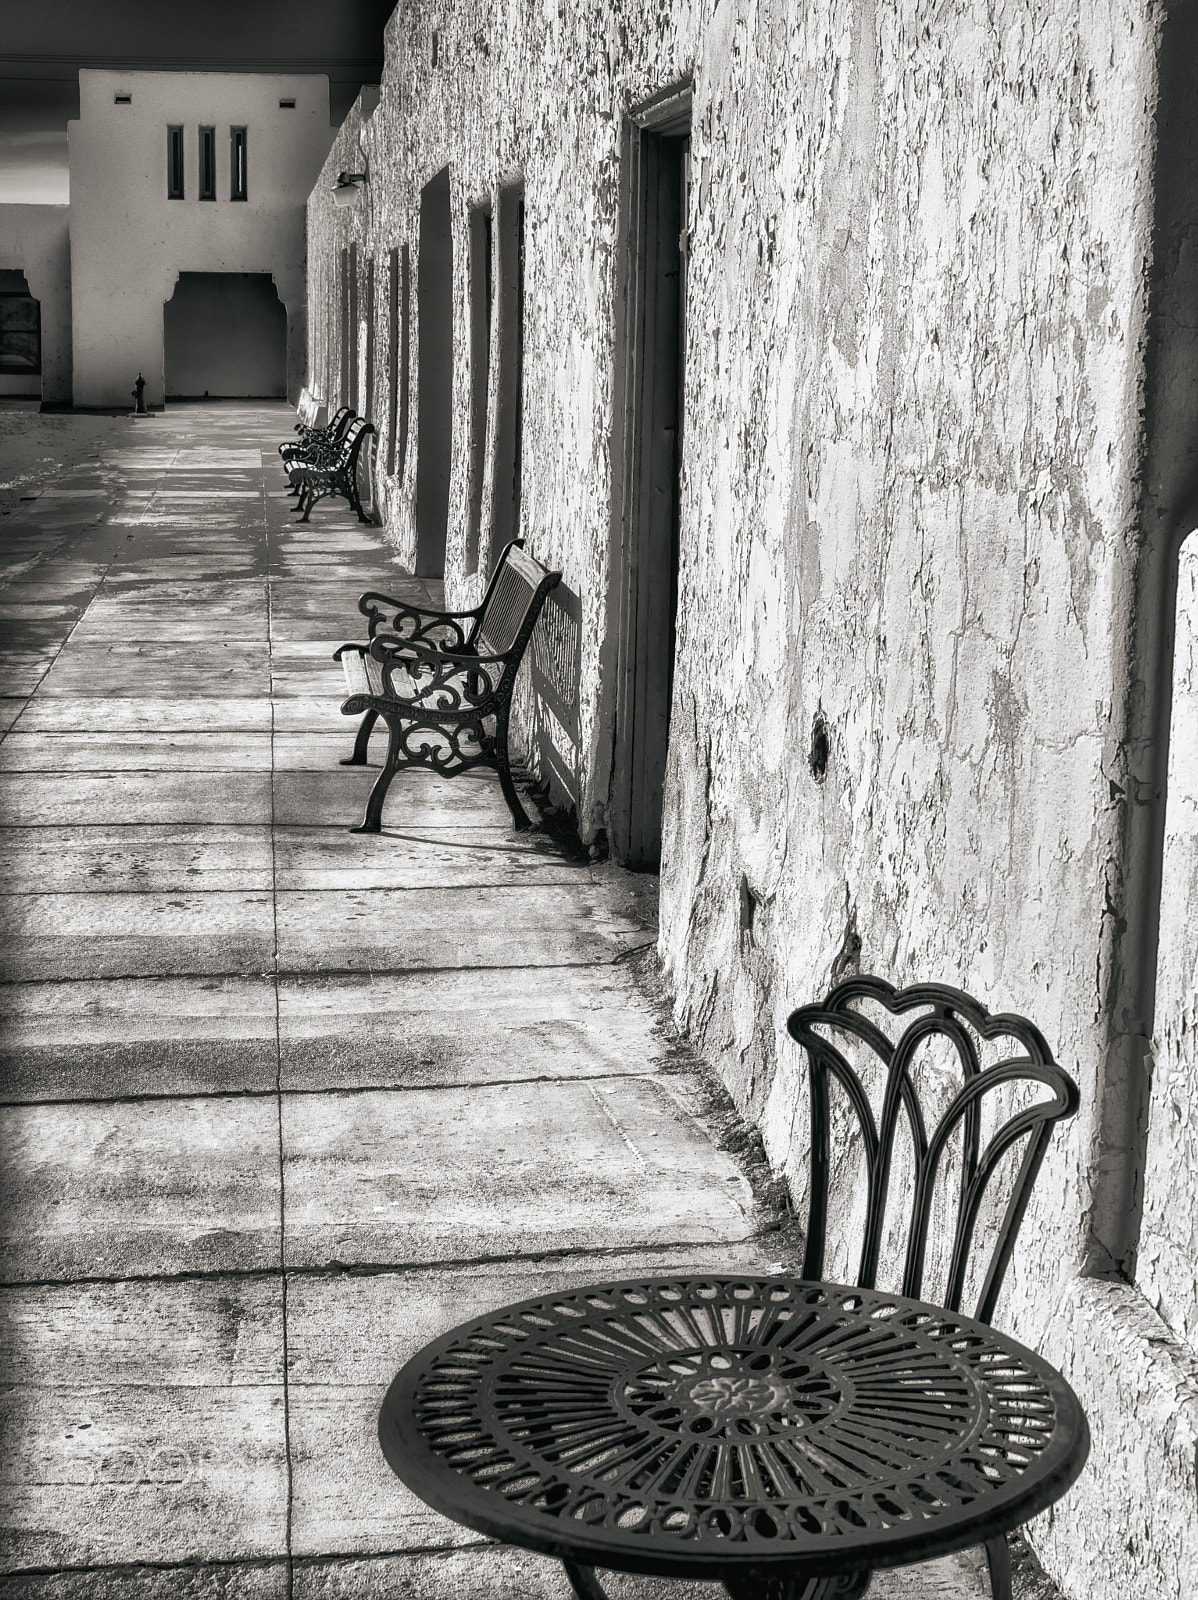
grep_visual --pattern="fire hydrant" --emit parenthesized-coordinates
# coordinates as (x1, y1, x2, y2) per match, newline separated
(132, 373, 147, 414)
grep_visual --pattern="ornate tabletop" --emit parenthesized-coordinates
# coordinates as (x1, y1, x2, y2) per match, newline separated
(379, 1276, 1089, 1597)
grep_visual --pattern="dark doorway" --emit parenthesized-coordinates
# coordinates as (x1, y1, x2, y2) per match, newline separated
(466, 201, 493, 575)
(163, 272, 285, 398)
(610, 92, 691, 869)
(415, 166, 454, 577)
(487, 181, 525, 572)
(387, 243, 411, 483)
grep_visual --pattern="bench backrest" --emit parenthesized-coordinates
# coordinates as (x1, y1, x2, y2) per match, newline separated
(326, 406, 355, 441)
(471, 541, 562, 662)
(340, 415, 374, 465)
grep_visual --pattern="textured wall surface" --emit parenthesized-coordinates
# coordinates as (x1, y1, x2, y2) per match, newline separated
(0, 205, 71, 403)
(304, 5, 1197, 1593)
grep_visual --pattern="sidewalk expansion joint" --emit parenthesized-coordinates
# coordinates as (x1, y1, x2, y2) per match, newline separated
(0, 1070, 670, 1110)
(0, 1237, 767, 1295)
(0, 958, 647, 988)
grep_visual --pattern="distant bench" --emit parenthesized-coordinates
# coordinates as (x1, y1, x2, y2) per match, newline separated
(284, 414, 376, 523)
(333, 540, 562, 833)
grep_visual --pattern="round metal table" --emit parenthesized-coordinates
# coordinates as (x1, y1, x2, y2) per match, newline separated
(379, 1276, 1089, 1599)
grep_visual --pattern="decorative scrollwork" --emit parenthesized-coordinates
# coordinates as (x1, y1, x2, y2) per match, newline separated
(359, 597, 477, 649)
(368, 639, 506, 714)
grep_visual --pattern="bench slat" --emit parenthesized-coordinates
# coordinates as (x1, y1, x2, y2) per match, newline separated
(340, 649, 388, 701)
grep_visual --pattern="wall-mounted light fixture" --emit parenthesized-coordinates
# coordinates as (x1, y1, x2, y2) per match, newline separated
(332, 168, 368, 208)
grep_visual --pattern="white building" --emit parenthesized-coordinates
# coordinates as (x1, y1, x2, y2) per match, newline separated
(65, 68, 336, 409)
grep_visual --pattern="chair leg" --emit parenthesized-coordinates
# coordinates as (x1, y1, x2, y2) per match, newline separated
(493, 709, 531, 830)
(350, 717, 401, 833)
(340, 707, 378, 765)
(984, 1534, 1013, 1600)
(562, 1563, 610, 1600)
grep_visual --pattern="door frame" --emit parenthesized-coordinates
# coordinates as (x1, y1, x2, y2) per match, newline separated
(605, 81, 692, 868)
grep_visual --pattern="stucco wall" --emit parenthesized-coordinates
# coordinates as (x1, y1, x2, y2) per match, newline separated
(304, 6, 1198, 1594)
(68, 69, 335, 409)
(0, 205, 71, 403)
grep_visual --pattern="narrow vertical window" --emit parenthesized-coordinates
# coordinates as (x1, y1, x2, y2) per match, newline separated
(167, 126, 184, 199)
(199, 125, 216, 200)
(230, 127, 247, 201)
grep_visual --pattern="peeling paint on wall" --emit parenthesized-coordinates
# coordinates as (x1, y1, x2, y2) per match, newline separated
(304, 5, 1198, 1593)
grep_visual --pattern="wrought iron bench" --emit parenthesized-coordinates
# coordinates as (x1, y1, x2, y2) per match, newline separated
(333, 540, 562, 833)
(287, 415, 375, 522)
(279, 403, 353, 469)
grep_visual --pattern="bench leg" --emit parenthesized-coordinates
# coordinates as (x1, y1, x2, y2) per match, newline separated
(350, 715, 401, 833)
(340, 708, 378, 766)
(494, 708, 531, 831)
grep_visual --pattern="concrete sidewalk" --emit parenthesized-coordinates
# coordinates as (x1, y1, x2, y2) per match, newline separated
(0, 403, 984, 1600)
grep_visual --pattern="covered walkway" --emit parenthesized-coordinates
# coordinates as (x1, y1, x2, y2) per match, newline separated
(0, 404, 981, 1599)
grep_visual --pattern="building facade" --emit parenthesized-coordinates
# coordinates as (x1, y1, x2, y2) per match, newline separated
(65, 68, 336, 408)
(305, 3, 1198, 1595)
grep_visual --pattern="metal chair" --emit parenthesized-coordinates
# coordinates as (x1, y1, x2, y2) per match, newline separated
(786, 976, 1081, 1600)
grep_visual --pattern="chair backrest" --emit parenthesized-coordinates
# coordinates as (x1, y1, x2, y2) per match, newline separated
(786, 975, 1079, 1324)
(470, 541, 562, 661)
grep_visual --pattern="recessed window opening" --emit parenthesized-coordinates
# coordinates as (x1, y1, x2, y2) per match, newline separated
(199, 125, 216, 200)
(167, 126, 185, 199)
(114, 93, 132, 105)
(230, 127, 248, 200)
(465, 202, 493, 574)
(279, 98, 296, 109)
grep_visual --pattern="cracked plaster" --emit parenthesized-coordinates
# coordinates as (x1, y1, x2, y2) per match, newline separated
(304, 4, 1196, 1594)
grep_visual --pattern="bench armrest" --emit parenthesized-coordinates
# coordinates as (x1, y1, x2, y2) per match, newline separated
(358, 593, 483, 647)
(336, 638, 505, 711)
(367, 636, 508, 670)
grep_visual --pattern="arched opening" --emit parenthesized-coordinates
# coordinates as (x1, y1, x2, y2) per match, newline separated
(415, 167, 453, 577)
(163, 271, 286, 399)
(0, 269, 42, 401)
